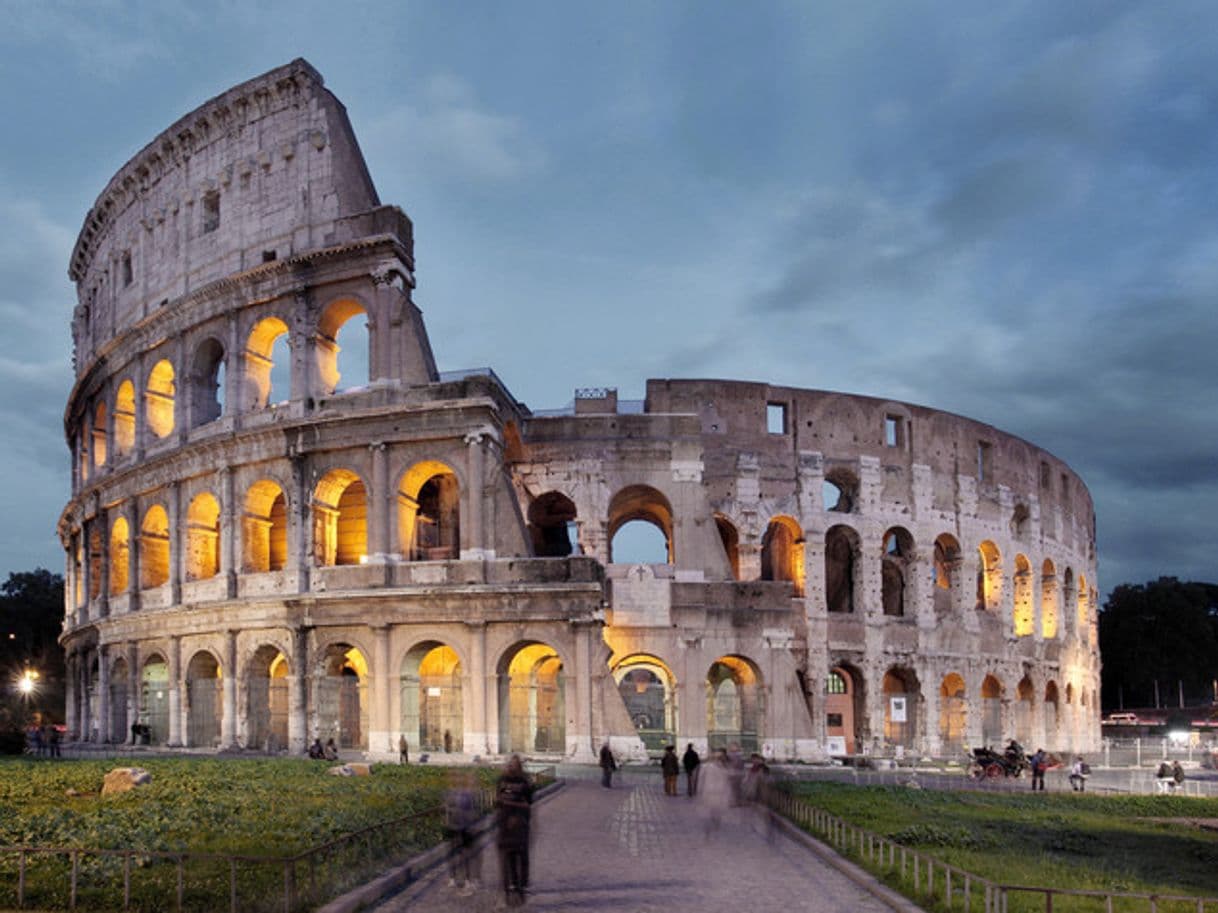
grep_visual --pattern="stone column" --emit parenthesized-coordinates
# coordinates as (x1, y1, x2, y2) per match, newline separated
(80, 520, 94, 620)
(368, 443, 390, 562)
(221, 466, 238, 597)
(65, 651, 78, 739)
(467, 622, 487, 755)
(96, 510, 110, 618)
(97, 645, 111, 743)
(290, 456, 310, 594)
(79, 650, 92, 742)
(226, 312, 242, 431)
(222, 629, 238, 748)
(289, 626, 310, 752)
(168, 481, 182, 605)
(571, 621, 595, 762)
(290, 296, 311, 405)
(371, 624, 391, 756)
(167, 635, 182, 746)
(463, 432, 486, 558)
(127, 641, 141, 740)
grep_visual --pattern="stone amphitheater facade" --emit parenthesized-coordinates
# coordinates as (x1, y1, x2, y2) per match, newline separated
(58, 60, 1100, 763)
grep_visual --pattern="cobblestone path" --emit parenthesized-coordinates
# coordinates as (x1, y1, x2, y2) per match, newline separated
(376, 769, 901, 912)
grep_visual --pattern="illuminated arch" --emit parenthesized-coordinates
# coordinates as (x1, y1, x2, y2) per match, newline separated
(1013, 554, 1034, 636)
(185, 492, 221, 581)
(317, 643, 369, 750)
(400, 642, 463, 754)
(976, 540, 1002, 611)
(980, 674, 1004, 746)
(316, 298, 369, 395)
(761, 515, 805, 596)
(244, 316, 291, 409)
(939, 673, 967, 753)
(312, 468, 367, 566)
(139, 504, 170, 589)
(246, 645, 289, 751)
(882, 666, 920, 749)
(92, 401, 107, 468)
(243, 479, 288, 572)
(608, 485, 674, 564)
(613, 654, 677, 752)
(145, 359, 175, 439)
(706, 655, 763, 752)
(114, 380, 136, 456)
(185, 650, 222, 748)
(498, 641, 565, 754)
(399, 461, 461, 560)
(141, 655, 170, 745)
(109, 516, 130, 595)
(1041, 559, 1059, 638)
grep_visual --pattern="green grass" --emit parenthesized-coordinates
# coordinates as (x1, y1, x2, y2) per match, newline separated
(784, 782, 1218, 912)
(0, 757, 500, 911)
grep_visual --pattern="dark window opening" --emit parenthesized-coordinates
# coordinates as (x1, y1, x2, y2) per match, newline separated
(262, 250, 277, 263)
(202, 191, 220, 234)
(767, 402, 787, 435)
(827, 713, 843, 727)
(122, 252, 133, 287)
(1040, 461, 1051, 489)
(977, 441, 993, 481)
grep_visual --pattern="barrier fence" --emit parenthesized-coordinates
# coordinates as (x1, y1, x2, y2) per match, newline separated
(769, 787, 1218, 913)
(0, 766, 553, 912)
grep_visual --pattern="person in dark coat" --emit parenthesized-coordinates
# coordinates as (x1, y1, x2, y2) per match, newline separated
(496, 754, 534, 907)
(1029, 748, 1047, 791)
(599, 742, 617, 788)
(682, 743, 700, 797)
(661, 745, 680, 796)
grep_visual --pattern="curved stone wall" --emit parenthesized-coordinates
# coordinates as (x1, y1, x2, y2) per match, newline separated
(59, 61, 1100, 762)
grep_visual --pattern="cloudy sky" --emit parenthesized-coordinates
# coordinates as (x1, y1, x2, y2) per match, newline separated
(0, 1, 1214, 598)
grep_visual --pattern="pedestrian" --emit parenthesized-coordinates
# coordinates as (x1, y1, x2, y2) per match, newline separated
(1068, 755, 1089, 792)
(700, 750, 733, 838)
(323, 738, 338, 761)
(599, 741, 616, 788)
(398, 733, 409, 765)
(445, 770, 481, 894)
(682, 743, 700, 797)
(1172, 760, 1185, 788)
(661, 745, 680, 796)
(496, 754, 534, 907)
(1030, 747, 1047, 791)
(743, 753, 775, 841)
(49, 724, 61, 758)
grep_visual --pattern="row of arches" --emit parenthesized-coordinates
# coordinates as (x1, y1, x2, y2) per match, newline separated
(75, 303, 371, 485)
(73, 462, 461, 603)
(826, 665, 1094, 755)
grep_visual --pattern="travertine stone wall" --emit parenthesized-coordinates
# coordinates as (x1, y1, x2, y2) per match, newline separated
(59, 61, 1100, 764)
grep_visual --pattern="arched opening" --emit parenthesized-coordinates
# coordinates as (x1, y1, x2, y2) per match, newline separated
(316, 299, 369, 395)
(933, 534, 961, 616)
(145, 359, 175, 439)
(312, 469, 367, 566)
(114, 380, 136, 457)
(109, 516, 130, 595)
(706, 655, 762, 753)
(976, 540, 1002, 611)
(140, 505, 170, 589)
(109, 657, 129, 743)
(245, 316, 291, 409)
(527, 491, 578, 557)
(185, 651, 222, 748)
(825, 525, 860, 613)
(823, 468, 857, 513)
(247, 646, 289, 752)
(141, 656, 169, 745)
(939, 673, 967, 754)
(78, 424, 89, 484)
(1041, 559, 1059, 638)
(92, 402, 108, 468)
(243, 480, 288, 572)
(401, 643, 463, 754)
(608, 485, 674, 564)
(190, 337, 226, 427)
(1013, 555, 1034, 636)
(980, 674, 1003, 747)
(613, 655, 676, 752)
(881, 527, 914, 617)
(87, 527, 102, 601)
(1077, 572, 1090, 640)
(185, 492, 221, 581)
(1016, 677, 1034, 746)
(761, 516, 805, 596)
(1044, 681, 1060, 748)
(498, 642, 565, 754)
(825, 666, 862, 755)
(715, 515, 740, 579)
(317, 644, 368, 750)
(883, 668, 919, 750)
(398, 461, 461, 560)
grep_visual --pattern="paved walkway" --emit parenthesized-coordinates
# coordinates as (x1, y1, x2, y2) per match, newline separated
(376, 769, 901, 912)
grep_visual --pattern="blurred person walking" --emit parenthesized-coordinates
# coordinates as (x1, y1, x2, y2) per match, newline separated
(661, 745, 680, 796)
(682, 743, 700, 797)
(496, 755, 534, 907)
(599, 741, 617, 788)
(444, 770, 481, 893)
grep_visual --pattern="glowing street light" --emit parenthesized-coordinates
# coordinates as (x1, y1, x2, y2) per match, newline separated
(17, 669, 38, 696)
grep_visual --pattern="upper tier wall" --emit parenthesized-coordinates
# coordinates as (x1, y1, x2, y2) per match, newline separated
(69, 59, 382, 379)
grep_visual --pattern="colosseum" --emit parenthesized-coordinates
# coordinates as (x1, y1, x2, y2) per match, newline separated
(58, 60, 1100, 764)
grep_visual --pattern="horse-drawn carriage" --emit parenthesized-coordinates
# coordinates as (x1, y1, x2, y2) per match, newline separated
(968, 743, 1030, 780)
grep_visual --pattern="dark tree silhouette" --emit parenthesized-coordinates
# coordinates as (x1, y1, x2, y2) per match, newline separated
(0, 568, 66, 727)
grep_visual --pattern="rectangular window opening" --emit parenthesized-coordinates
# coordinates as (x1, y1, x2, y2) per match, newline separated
(1040, 461, 1051, 489)
(827, 713, 844, 727)
(202, 191, 220, 234)
(885, 414, 904, 448)
(977, 440, 993, 481)
(262, 250, 277, 263)
(767, 402, 787, 435)
(121, 252, 133, 287)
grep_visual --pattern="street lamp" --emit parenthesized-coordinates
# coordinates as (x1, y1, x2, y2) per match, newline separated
(17, 669, 38, 696)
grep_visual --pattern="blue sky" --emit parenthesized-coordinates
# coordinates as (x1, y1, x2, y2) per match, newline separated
(0, 1, 1215, 598)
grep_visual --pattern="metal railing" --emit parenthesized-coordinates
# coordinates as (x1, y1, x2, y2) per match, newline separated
(1, 766, 555, 912)
(769, 788, 1218, 913)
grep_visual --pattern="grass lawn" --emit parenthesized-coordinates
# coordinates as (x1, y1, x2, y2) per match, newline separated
(785, 781, 1218, 910)
(0, 757, 498, 911)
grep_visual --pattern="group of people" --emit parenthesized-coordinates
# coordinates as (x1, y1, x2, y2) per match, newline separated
(306, 738, 339, 760)
(24, 722, 61, 757)
(1156, 760, 1186, 793)
(1025, 744, 1091, 792)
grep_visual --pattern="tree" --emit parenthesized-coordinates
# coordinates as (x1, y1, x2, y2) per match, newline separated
(1099, 577, 1218, 710)
(0, 568, 66, 726)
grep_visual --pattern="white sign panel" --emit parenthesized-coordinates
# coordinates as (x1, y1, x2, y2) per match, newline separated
(890, 696, 907, 722)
